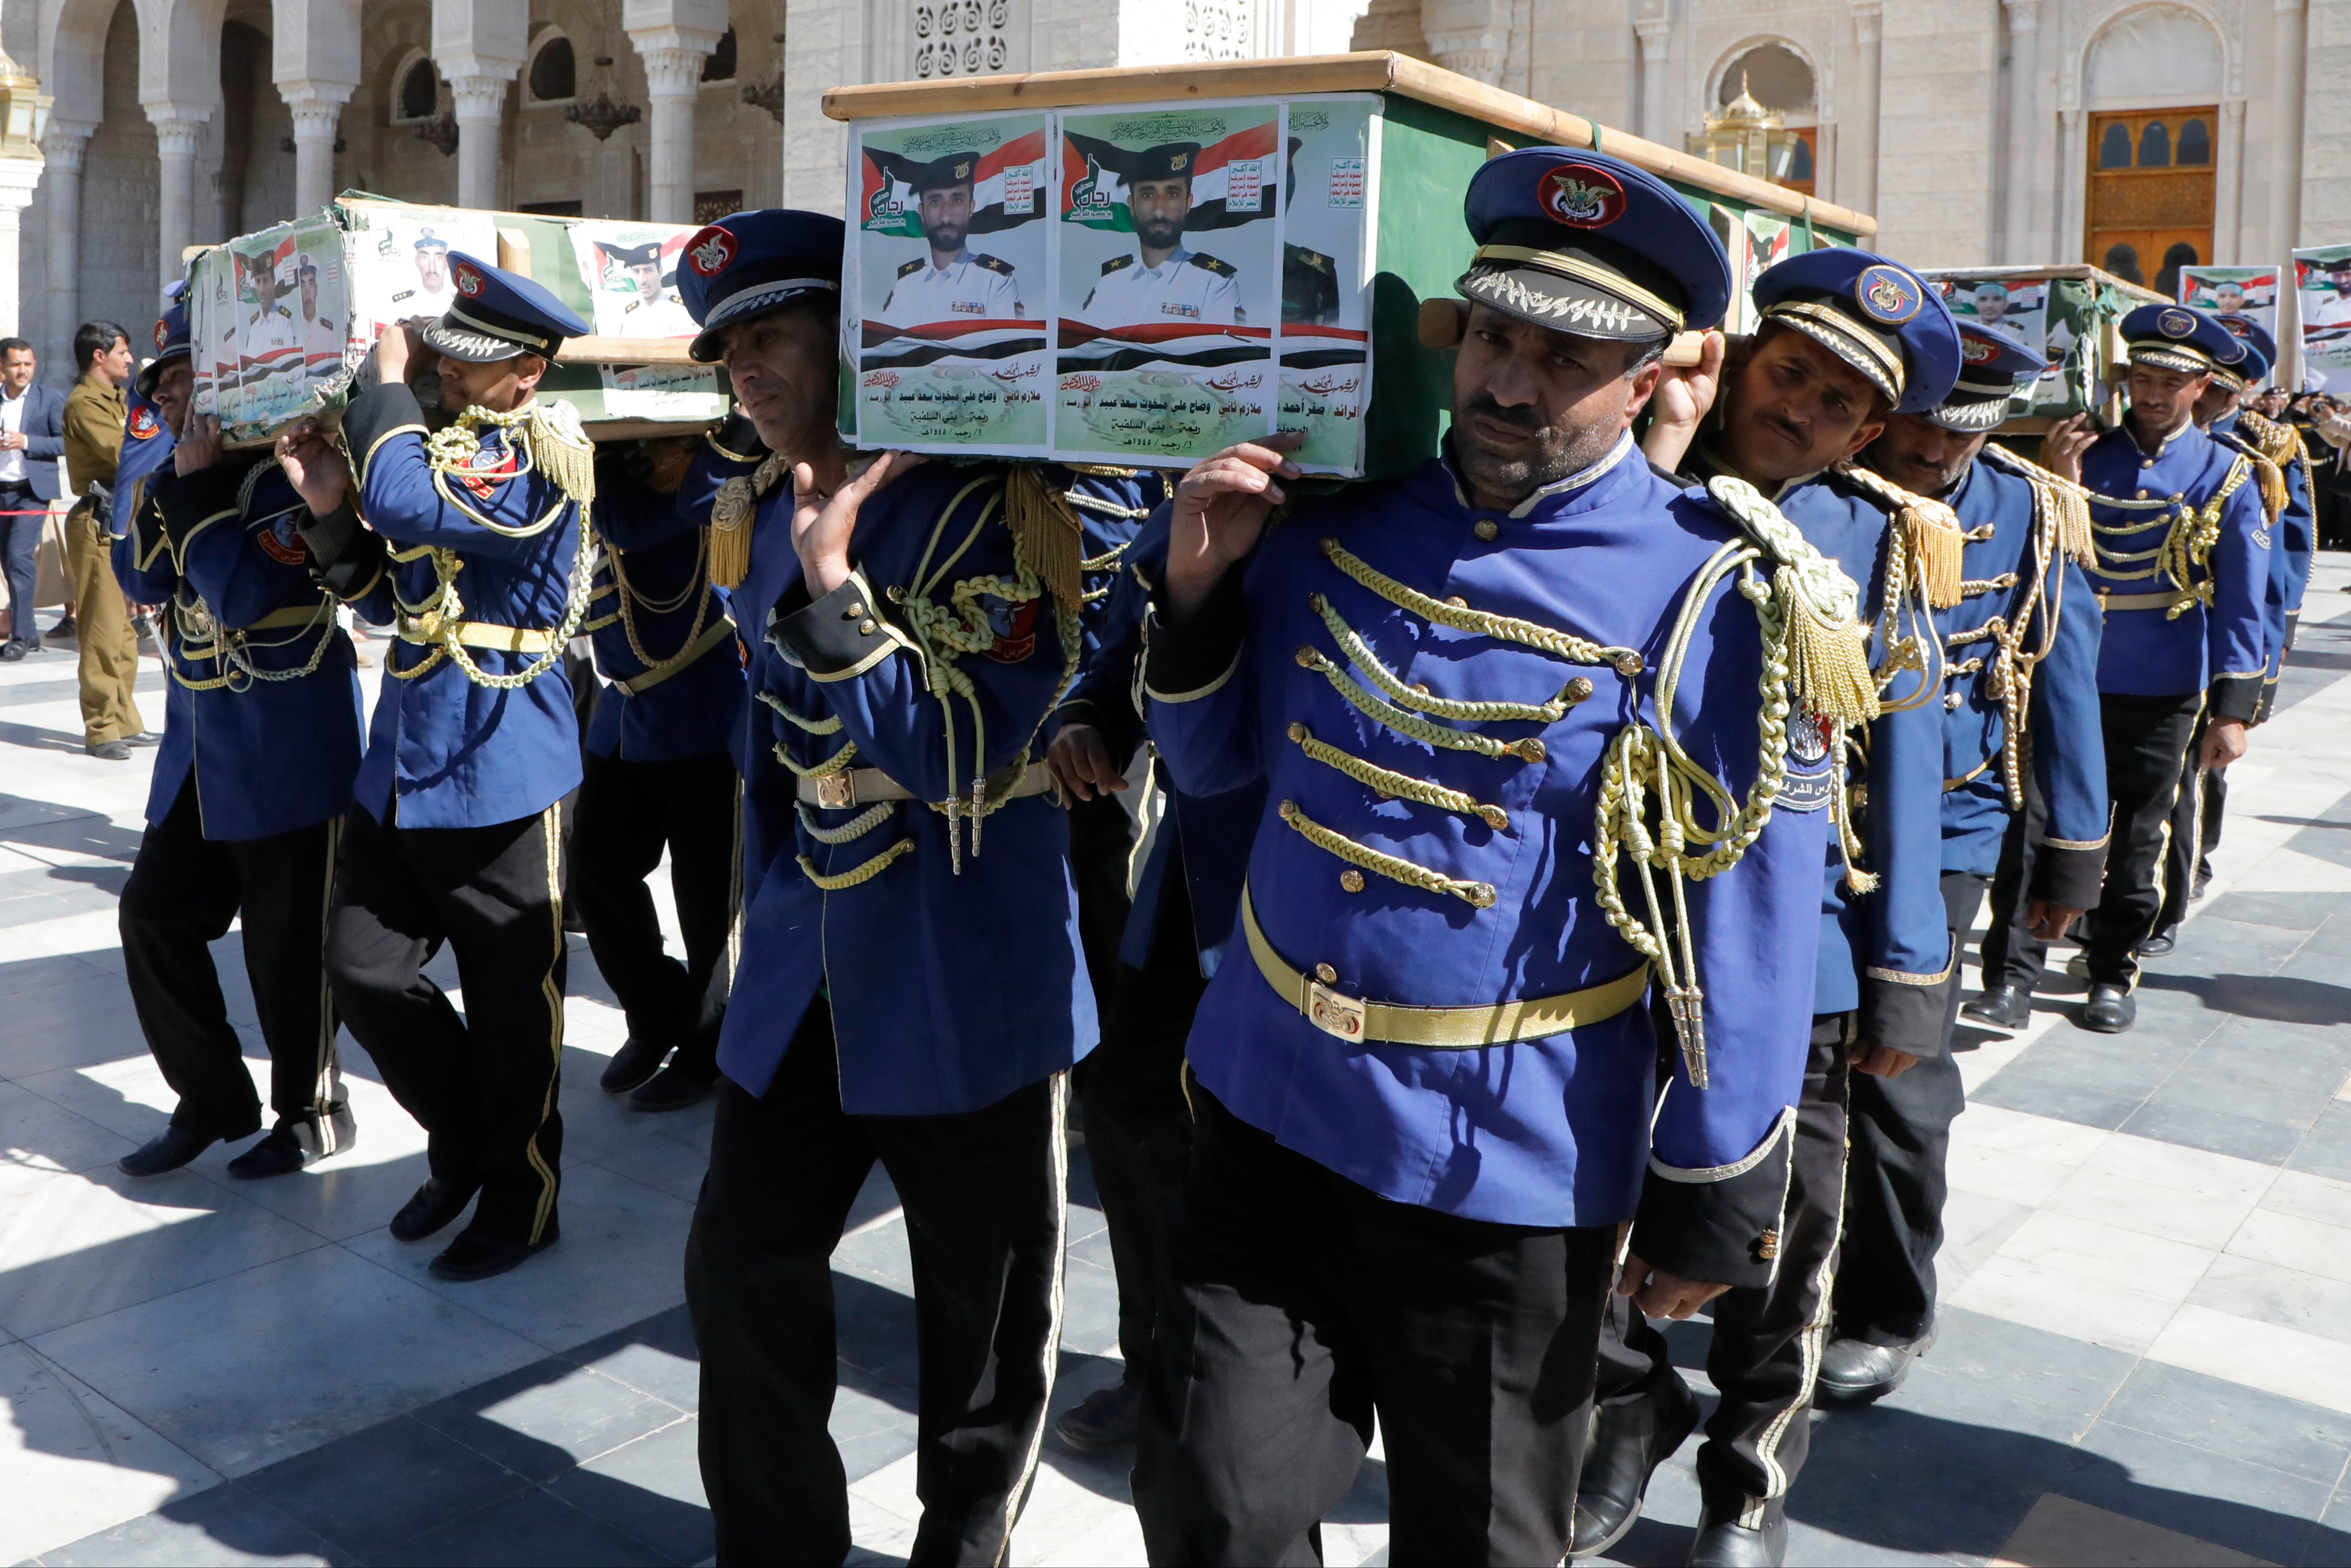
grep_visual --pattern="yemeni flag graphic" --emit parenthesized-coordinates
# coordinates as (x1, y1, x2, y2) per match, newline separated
(861, 130, 1050, 238)
(1060, 123, 1281, 234)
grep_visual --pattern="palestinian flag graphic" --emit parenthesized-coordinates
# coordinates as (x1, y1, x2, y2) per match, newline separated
(1059, 123, 1281, 234)
(861, 129, 1050, 238)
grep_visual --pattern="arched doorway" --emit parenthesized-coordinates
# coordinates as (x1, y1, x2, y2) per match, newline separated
(2081, 6, 2222, 288)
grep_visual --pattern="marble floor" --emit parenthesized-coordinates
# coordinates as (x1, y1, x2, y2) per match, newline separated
(8, 567, 2351, 1567)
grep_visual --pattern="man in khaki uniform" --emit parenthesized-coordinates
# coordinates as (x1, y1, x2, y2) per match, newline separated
(63, 319, 149, 759)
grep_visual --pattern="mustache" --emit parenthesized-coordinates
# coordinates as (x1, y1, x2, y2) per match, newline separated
(1459, 393, 1541, 431)
(1757, 411, 1809, 446)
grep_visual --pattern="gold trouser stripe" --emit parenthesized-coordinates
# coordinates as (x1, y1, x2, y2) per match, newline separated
(524, 801, 565, 1245)
(311, 814, 345, 1148)
(617, 617, 738, 695)
(398, 620, 560, 654)
(996, 1070, 1070, 1564)
(1240, 884, 1648, 1048)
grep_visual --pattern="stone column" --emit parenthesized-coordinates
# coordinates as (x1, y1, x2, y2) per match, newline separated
(0, 156, 43, 340)
(447, 74, 508, 210)
(281, 87, 351, 215)
(1844, 3, 1882, 218)
(147, 106, 209, 290)
(42, 122, 91, 351)
(2002, 0, 2039, 263)
(2220, 99, 2247, 264)
(1420, 0, 1510, 86)
(2059, 108, 2086, 263)
(1634, 17, 1672, 143)
(631, 38, 715, 224)
(2272, 0, 2308, 261)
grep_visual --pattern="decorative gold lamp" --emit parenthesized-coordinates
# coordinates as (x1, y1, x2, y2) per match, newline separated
(1686, 74, 1802, 186)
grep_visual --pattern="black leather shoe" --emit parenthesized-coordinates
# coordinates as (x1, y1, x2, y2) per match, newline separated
(1687, 1494, 1786, 1567)
(2191, 870, 2213, 902)
(2137, 928, 2177, 957)
(1816, 1331, 1935, 1406)
(1570, 1373, 1701, 1559)
(2081, 984, 2137, 1033)
(85, 740, 130, 761)
(599, 1036, 666, 1094)
(1961, 984, 2032, 1029)
(1054, 1380, 1141, 1453)
(430, 1223, 559, 1281)
(390, 1177, 478, 1241)
(0, 639, 24, 662)
(628, 1064, 716, 1113)
(118, 1125, 218, 1176)
(226, 1126, 309, 1179)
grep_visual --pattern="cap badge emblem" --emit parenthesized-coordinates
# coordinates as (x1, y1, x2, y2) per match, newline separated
(1960, 336, 1996, 364)
(1537, 164, 1626, 229)
(1170, 153, 1188, 170)
(2159, 308, 2197, 338)
(953, 160, 971, 179)
(453, 263, 485, 297)
(153, 318, 169, 350)
(686, 225, 736, 278)
(2219, 314, 2253, 340)
(1856, 264, 1922, 325)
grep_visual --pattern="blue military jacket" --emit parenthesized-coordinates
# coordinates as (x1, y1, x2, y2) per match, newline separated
(584, 448, 747, 763)
(715, 460, 1157, 1114)
(341, 385, 588, 829)
(1685, 452, 1956, 1056)
(1144, 439, 1832, 1268)
(1930, 448, 2108, 906)
(2212, 408, 2316, 719)
(2077, 419, 2270, 720)
(114, 455, 364, 841)
(1054, 508, 1263, 975)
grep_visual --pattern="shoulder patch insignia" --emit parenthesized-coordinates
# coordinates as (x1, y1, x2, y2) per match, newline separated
(897, 258, 925, 277)
(1189, 253, 1237, 277)
(977, 254, 1016, 275)
(1101, 255, 1134, 274)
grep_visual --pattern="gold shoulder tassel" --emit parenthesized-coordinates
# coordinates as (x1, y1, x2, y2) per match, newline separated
(707, 453, 787, 591)
(1978, 443, 2094, 564)
(521, 400, 599, 510)
(1002, 463, 1086, 612)
(1704, 475, 1881, 728)
(2246, 447, 2286, 528)
(1834, 462, 1964, 609)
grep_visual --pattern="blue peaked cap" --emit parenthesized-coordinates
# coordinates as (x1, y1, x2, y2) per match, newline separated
(423, 252, 591, 364)
(1923, 319, 2042, 433)
(675, 209, 845, 363)
(1459, 148, 1731, 338)
(1751, 248, 1960, 415)
(134, 301, 191, 399)
(2119, 303, 2239, 376)
(2211, 313, 2276, 387)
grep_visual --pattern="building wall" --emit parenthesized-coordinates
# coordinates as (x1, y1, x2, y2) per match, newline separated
(78, 0, 157, 362)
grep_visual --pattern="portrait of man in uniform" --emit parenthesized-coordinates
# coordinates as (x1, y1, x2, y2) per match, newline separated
(594, 239, 699, 338)
(1972, 281, 2010, 327)
(877, 152, 1024, 324)
(413, 231, 451, 300)
(1079, 143, 1245, 329)
(2214, 280, 2247, 316)
(296, 255, 344, 376)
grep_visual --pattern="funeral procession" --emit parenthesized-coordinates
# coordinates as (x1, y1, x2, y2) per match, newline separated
(8, 3, 2351, 1566)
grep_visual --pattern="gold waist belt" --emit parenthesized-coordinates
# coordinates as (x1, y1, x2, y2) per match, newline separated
(794, 763, 1055, 811)
(1241, 883, 1650, 1048)
(2096, 590, 2190, 613)
(397, 616, 558, 654)
(248, 600, 337, 631)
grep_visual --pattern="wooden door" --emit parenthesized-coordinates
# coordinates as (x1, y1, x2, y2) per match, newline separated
(2086, 108, 2217, 298)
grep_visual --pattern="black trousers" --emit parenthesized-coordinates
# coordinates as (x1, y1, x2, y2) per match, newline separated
(1984, 691, 2201, 991)
(1833, 873, 1982, 1348)
(1076, 852, 1203, 1379)
(0, 481, 39, 643)
(1595, 1014, 1850, 1509)
(684, 998, 1068, 1568)
(325, 800, 568, 1246)
(120, 778, 344, 1140)
(2157, 712, 2217, 935)
(570, 748, 738, 1079)
(1068, 790, 1135, 1022)
(1133, 1084, 1618, 1567)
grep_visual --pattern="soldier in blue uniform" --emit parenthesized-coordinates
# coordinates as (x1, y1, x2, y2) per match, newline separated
(1041, 508, 1256, 1455)
(107, 300, 366, 1181)
(1824, 321, 2108, 1404)
(275, 254, 596, 1280)
(2143, 319, 2311, 947)
(666, 209, 1155, 1564)
(571, 423, 759, 1112)
(1126, 148, 1847, 1565)
(1597, 246, 1961, 1565)
(2005, 305, 2270, 1032)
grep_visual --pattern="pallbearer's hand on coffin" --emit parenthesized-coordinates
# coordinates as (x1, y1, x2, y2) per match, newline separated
(276, 418, 352, 517)
(1164, 431, 1303, 622)
(791, 449, 925, 599)
(173, 414, 224, 478)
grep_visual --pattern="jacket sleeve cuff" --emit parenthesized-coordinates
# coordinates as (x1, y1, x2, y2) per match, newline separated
(151, 466, 241, 551)
(2031, 841, 2108, 911)
(1629, 1107, 1798, 1290)
(297, 499, 388, 599)
(2209, 673, 2263, 725)
(706, 412, 768, 466)
(1857, 937, 1959, 1058)
(771, 568, 917, 682)
(341, 383, 427, 489)
(1143, 571, 1247, 704)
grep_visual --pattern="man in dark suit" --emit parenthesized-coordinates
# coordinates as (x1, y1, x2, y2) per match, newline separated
(0, 336, 65, 660)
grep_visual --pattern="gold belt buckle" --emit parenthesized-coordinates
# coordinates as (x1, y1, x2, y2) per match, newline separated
(1305, 978, 1368, 1042)
(816, 772, 858, 810)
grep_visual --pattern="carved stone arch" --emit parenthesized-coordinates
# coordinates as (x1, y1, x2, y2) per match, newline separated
(387, 43, 437, 122)
(2063, 0, 2235, 112)
(1704, 33, 1825, 125)
(525, 21, 576, 105)
(38, 0, 123, 129)
(140, 0, 230, 111)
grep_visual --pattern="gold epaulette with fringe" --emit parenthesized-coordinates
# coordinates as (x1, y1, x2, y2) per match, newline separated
(1978, 442, 2096, 566)
(1002, 464, 1087, 613)
(1704, 475, 1879, 727)
(707, 452, 789, 590)
(1831, 461, 1965, 609)
(2236, 409, 2310, 476)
